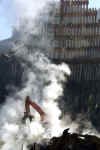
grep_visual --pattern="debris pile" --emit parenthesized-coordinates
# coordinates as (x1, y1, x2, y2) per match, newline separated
(30, 128, 100, 150)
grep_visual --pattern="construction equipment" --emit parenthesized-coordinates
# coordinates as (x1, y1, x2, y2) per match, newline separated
(22, 96, 46, 123)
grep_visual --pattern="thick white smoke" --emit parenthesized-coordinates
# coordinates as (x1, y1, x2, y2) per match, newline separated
(1, 0, 99, 149)
(0, 55, 71, 150)
(0, 0, 72, 150)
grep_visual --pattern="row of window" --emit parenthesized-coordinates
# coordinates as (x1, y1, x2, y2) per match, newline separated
(63, 6, 89, 14)
(49, 51, 100, 62)
(61, 16, 96, 24)
(62, 6, 96, 14)
(54, 16, 96, 25)
(49, 48, 100, 60)
(55, 29, 100, 36)
(52, 40, 100, 48)
(70, 66, 99, 81)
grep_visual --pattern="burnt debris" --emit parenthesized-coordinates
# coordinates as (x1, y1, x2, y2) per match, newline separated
(29, 128, 100, 150)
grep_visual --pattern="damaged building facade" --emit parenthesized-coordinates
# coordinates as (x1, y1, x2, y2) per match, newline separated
(47, 0, 100, 81)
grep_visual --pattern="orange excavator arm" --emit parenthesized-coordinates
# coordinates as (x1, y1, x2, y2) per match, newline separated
(25, 96, 46, 121)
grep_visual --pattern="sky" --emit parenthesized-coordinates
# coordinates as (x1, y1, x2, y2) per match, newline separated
(0, 0, 100, 41)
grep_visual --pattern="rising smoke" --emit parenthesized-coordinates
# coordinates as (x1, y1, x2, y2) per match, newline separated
(1, 0, 100, 149)
(0, 0, 71, 150)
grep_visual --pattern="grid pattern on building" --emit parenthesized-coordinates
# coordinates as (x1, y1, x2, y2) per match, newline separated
(48, 0, 100, 60)
(47, 0, 100, 81)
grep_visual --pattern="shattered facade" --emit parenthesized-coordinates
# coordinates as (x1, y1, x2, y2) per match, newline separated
(47, 0, 100, 80)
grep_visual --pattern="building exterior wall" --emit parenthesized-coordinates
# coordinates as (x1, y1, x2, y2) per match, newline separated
(47, 0, 100, 60)
(46, 0, 100, 80)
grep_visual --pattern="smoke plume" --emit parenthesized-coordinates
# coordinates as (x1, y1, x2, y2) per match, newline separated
(0, 0, 71, 150)
(1, 0, 100, 150)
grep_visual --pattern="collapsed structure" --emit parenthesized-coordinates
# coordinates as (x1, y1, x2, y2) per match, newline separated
(29, 129, 100, 150)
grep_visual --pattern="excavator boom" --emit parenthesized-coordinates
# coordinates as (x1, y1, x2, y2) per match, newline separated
(24, 96, 46, 121)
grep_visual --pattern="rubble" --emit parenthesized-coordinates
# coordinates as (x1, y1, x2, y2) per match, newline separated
(29, 128, 100, 150)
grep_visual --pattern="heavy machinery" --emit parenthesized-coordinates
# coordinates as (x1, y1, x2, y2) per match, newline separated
(22, 96, 46, 123)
